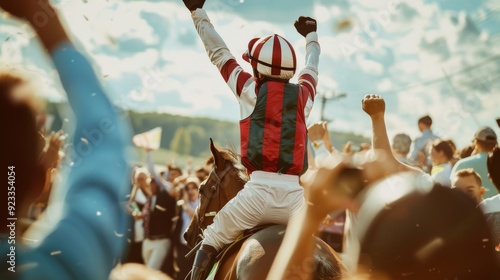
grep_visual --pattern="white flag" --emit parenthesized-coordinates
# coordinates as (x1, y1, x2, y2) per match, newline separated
(132, 127, 162, 150)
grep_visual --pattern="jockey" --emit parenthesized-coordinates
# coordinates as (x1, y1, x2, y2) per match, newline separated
(181, 0, 320, 279)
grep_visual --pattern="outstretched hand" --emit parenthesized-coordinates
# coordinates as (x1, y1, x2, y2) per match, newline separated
(362, 94, 385, 119)
(294, 16, 317, 37)
(182, 0, 205, 11)
(300, 155, 355, 221)
(308, 121, 327, 142)
(40, 130, 65, 170)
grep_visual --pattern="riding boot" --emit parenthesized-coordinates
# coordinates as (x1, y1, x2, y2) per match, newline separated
(191, 244, 217, 280)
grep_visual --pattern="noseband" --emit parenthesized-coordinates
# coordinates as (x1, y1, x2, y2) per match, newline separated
(196, 163, 233, 229)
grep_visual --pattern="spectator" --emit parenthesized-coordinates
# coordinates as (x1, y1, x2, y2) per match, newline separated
(459, 144, 474, 159)
(0, 1, 131, 279)
(409, 115, 439, 167)
(451, 169, 485, 204)
(430, 140, 454, 187)
(452, 127, 498, 199)
(308, 122, 345, 253)
(479, 147, 500, 252)
(392, 133, 412, 164)
(194, 166, 210, 182)
(126, 167, 150, 264)
(173, 177, 200, 280)
(141, 177, 177, 271)
(445, 139, 460, 167)
(168, 165, 183, 185)
(269, 95, 499, 280)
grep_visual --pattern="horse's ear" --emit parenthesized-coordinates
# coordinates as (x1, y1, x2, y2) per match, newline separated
(209, 138, 224, 169)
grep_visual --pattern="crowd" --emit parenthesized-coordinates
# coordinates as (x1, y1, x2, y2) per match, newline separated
(124, 150, 208, 280)
(0, 1, 499, 280)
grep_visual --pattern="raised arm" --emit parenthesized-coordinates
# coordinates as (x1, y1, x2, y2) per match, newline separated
(0, 1, 130, 279)
(186, 1, 254, 101)
(295, 17, 320, 118)
(362, 94, 420, 175)
(145, 150, 173, 193)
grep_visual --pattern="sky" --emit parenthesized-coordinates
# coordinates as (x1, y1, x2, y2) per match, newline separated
(1, 0, 500, 148)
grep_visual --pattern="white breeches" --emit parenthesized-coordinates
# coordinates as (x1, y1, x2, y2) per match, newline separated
(202, 171, 305, 251)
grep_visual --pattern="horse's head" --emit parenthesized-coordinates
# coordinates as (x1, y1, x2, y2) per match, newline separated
(184, 139, 248, 248)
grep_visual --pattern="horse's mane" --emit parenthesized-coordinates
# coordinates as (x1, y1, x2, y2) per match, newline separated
(207, 146, 249, 182)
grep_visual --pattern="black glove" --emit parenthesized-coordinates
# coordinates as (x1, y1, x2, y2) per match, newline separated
(182, 0, 205, 11)
(294, 16, 317, 37)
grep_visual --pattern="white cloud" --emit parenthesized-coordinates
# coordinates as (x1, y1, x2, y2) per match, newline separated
(356, 55, 384, 75)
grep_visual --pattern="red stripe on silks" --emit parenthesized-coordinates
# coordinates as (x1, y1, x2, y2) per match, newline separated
(291, 86, 307, 174)
(236, 71, 252, 95)
(261, 83, 284, 172)
(220, 59, 239, 82)
(271, 35, 282, 76)
(282, 36, 296, 70)
(299, 73, 316, 101)
(251, 36, 271, 69)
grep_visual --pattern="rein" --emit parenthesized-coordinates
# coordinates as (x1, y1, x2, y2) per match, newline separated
(196, 163, 233, 228)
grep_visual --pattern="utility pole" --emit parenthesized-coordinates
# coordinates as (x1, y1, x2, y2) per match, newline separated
(318, 91, 347, 121)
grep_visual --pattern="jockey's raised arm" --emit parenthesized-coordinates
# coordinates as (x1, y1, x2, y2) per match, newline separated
(190, 8, 320, 120)
(183, 1, 323, 279)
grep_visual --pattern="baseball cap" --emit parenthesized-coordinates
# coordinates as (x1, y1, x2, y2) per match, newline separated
(474, 126, 498, 143)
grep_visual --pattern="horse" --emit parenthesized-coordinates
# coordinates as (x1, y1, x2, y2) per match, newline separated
(184, 139, 347, 280)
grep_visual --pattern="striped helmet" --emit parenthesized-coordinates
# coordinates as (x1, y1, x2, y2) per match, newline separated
(242, 34, 297, 80)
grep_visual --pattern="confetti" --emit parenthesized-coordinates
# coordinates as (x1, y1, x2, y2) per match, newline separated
(83, 15, 89, 21)
(114, 231, 124, 237)
(96, 211, 102, 216)
(50, 251, 62, 256)
(81, 138, 89, 144)
(5, 36, 10, 42)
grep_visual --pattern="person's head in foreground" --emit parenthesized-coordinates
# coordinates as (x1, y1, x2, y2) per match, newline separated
(417, 115, 432, 132)
(487, 147, 500, 189)
(451, 169, 485, 204)
(0, 73, 46, 224)
(352, 171, 499, 279)
(473, 126, 498, 154)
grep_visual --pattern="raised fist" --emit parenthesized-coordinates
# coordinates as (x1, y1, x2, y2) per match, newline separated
(182, 0, 205, 11)
(308, 121, 327, 142)
(294, 16, 317, 37)
(362, 94, 385, 119)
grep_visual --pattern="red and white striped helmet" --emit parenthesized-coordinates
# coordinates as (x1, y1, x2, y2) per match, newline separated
(242, 34, 297, 80)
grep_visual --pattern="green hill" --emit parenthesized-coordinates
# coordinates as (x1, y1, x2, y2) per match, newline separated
(45, 102, 369, 165)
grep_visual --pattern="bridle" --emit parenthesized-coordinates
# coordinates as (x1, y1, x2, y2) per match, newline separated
(195, 162, 233, 230)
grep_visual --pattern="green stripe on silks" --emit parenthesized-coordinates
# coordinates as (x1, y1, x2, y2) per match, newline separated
(301, 142, 308, 175)
(277, 83, 300, 174)
(247, 83, 268, 169)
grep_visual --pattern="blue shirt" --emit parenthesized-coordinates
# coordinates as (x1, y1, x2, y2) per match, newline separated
(409, 129, 439, 165)
(2, 43, 131, 280)
(451, 152, 499, 199)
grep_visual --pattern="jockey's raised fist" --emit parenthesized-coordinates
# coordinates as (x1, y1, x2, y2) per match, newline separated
(362, 94, 385, 119)
(182, 0, 205, 11)
(294, 16, 317, 37)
